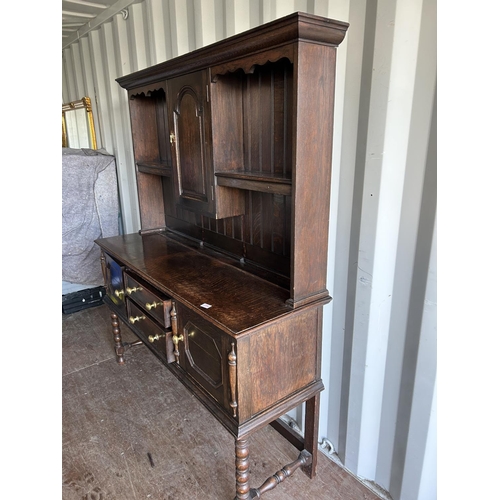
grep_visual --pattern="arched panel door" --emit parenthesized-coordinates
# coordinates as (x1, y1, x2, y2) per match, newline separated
(167, 70, 214, 215)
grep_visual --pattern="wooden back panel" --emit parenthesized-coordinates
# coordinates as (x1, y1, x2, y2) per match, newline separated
(164, 59, 294, 284)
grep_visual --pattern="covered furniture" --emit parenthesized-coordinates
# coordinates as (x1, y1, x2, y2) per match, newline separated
(62, 148, 120, 294)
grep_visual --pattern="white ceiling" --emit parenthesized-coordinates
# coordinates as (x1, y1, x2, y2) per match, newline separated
(62, 0, 141, 49)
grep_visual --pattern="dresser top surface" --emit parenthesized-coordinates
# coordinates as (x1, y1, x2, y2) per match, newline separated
(96, 232, 298, 335)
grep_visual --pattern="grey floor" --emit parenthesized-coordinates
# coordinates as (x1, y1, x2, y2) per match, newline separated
(62, 304, 381, 500)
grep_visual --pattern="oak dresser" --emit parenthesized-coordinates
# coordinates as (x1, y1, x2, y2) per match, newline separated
(95, 12, 348, 499)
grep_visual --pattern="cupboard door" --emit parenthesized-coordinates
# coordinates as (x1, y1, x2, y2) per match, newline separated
(174, 303, 235, 418)
(168, 70, 214, 215)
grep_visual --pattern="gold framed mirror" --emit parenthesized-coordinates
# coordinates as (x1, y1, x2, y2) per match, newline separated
(62, 97, 97, 149)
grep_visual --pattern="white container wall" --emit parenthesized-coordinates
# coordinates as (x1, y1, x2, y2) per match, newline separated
(62, 1, 436, 499)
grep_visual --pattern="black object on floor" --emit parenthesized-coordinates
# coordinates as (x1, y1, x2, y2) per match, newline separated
(62, 286, 106, 314)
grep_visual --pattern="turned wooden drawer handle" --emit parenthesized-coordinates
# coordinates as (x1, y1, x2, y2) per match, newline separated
(129, 315, 146, 324)
(126, 286, 143, 295)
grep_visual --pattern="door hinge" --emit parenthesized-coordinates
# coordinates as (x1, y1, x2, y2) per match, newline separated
(211, 185, 214, 201)
(206, 84, 209, 102)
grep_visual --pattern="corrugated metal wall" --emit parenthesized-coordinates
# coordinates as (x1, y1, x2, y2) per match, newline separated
(62, 1, 436, 499)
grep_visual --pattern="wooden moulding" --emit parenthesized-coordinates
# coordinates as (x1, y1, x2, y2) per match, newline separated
(116, 12, 348, 90)
(210, 47, 294, 82)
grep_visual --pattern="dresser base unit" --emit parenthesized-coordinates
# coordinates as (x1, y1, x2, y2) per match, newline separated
(96, 11, 348, 499)
(97, 230, 326, 498)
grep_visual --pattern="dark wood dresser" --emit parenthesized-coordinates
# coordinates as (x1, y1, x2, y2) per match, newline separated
(95, 12, 348, 499)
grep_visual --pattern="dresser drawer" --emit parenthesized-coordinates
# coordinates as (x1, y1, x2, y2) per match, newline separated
(102, 253, 127, 315)
(175, 304, 235, 418)
(124, 272, 172, 328)
(126, 299, 175, 364)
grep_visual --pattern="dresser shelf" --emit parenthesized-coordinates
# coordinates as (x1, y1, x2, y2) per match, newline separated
(136, 161, 172, 177)
(215, 171, 292, 195)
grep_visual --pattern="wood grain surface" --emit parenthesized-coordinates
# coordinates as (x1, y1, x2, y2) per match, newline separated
(96, 232, 294, 336)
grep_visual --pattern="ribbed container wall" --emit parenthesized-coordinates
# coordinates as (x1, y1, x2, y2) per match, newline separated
(62, 1, 436, 499)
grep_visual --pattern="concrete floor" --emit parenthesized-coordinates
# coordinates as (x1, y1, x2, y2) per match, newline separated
(62, 304, 382, 500)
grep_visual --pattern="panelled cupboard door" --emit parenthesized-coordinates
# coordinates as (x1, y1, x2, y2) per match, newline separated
(175, 304, 234, 419)
(167, 70, 214, 216)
